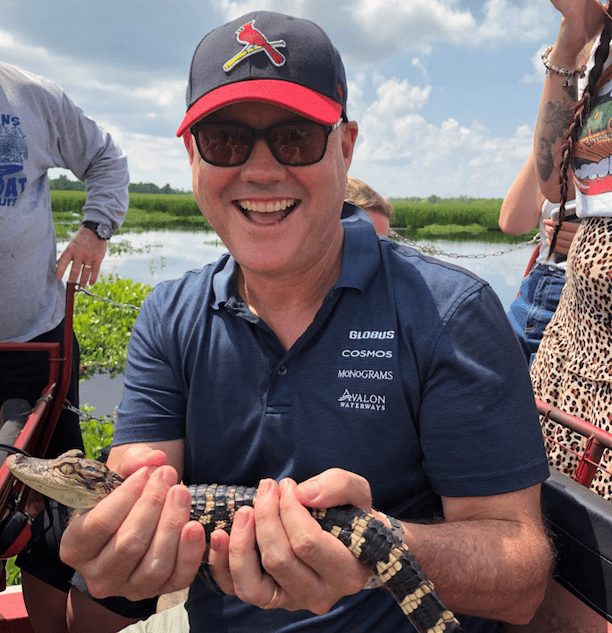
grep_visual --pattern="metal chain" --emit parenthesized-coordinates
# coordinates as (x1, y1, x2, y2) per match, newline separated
(0, 400, 114, 426)
(76, 286, 140, 311)
(64, 402, 116, 425)
(388, 230, 540, 259)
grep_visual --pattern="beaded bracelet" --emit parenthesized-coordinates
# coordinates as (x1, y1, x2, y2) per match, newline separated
(541, 45, 587, 87)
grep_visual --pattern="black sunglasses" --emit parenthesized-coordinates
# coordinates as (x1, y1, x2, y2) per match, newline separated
(190, 118, 343, 167)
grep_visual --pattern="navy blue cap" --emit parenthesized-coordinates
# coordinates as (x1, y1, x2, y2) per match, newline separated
(176, 11, 348, 136)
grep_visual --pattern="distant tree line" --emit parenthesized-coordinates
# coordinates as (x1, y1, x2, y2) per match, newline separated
(389, 194, 502, 205)
(49, 174, 190, 195)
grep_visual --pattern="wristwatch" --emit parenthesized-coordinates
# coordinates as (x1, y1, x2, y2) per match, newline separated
(81, 221, 113, 240)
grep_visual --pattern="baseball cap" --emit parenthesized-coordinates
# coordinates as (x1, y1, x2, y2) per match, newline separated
(176, 11, 348, 137)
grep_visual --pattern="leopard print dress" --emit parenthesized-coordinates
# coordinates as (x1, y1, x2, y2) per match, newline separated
(530, 217, 611, 500)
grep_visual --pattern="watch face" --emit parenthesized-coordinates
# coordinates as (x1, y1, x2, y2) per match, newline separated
(97, 223, 113, 239)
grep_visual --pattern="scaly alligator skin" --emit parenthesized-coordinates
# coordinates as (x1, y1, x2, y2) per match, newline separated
(6, 451, 461, 633)
(190, 483, 460, 633)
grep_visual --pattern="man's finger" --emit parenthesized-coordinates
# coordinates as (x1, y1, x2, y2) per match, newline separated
(228, 505, 281, 608)
(295, 468, 372, 510)
(157, 520, 207, 596)
(60, 466, 155, 566)
(278, 479, 367, 596)
(206, 528, 233, 594)
(78, 264, 93, 287)
(67, 259, 84, 284)
(108, 446, 167, 477)
(55, 248, 74, 281)
(78, 466, 178, 598)
(89, 260, 101, 285)
(128, 484, 202, 595)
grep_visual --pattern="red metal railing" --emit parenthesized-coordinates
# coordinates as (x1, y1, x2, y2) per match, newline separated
(0, 283, 76, 517)
(537, 398, 612, 488)
(522, 243, 541, 278)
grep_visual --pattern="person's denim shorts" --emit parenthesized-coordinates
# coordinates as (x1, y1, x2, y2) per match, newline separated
(507, 263, 566, 365)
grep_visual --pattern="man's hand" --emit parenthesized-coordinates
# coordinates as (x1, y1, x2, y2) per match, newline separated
(60, 445, 205, 602)
(56, 226, 108, 286)
(544, 217, 580, 256)
(207, 469, 373, 614)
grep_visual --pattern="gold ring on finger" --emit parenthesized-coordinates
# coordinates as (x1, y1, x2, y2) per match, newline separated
(263, 585, 280, 610)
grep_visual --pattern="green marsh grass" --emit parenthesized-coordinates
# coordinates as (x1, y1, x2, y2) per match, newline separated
(390, 197, 503, 231)
(52, 191, 513, 235)
(51, 190, 210, 234)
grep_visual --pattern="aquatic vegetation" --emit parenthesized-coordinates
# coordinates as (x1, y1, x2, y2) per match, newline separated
(74, 275, 152, 379)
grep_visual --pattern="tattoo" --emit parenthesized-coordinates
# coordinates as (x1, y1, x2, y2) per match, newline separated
(542, 99, 574, 144)
(536, 138, 554, 182)
(561, 81, 578, 101)
(535, 99, 574, 182)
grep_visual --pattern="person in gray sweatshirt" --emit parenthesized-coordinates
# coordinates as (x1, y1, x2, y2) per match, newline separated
(0, 62, 155, 631)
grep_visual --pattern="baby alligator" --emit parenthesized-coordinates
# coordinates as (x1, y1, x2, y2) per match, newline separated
(6, 449, 461, 633)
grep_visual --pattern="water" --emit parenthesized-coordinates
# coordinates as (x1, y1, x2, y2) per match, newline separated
(97, 230, 228, 284)
(75, 230, 536, 415)
(93, 230, 532, 309)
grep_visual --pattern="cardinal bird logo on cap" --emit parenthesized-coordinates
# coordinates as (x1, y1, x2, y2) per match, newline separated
(223, 20, 287, 72)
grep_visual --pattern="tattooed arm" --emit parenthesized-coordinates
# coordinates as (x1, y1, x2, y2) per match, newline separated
(533, 0, 604, 200)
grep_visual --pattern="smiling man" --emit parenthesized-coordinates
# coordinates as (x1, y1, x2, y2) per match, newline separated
(60, 11, 552, 633)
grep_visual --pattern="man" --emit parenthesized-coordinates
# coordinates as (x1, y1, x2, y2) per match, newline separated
(345, 176, 393, 236)
(61, 12, 552, 633)
(0, 62, 155, 632)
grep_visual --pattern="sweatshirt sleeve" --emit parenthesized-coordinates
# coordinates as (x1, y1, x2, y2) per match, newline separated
(52, 88, 129, 229)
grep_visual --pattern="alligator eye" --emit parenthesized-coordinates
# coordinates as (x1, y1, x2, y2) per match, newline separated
(59, 464, 74, 475)
(81, 465, 103, 478)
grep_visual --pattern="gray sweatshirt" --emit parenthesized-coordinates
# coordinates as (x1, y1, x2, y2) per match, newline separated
(0, 62, 128, 341)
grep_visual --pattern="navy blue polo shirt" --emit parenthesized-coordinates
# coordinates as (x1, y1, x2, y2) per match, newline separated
(114, 213, 548, 633)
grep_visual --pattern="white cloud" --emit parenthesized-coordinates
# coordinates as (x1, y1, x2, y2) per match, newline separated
(411, 56, 430, 82)
(521, 45, 548, 85)
(0, 30, 64, 74)
(212, 0, 557, 61)
(3, 2, 556, 195)
(52, 129, 193, 191)
(474, 0, 554, 46)
(0, 27, 186, 139)
(350, 76, 533, 197)
(350, 129, 532, 198)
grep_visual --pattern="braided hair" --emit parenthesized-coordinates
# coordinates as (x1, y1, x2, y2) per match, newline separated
(550, 5, 612, 254)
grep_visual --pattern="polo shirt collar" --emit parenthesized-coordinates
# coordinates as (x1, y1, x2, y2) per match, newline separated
(210, 207, 380, 309)
(334, 206, 380, 292)
(211, 254, 238, 311)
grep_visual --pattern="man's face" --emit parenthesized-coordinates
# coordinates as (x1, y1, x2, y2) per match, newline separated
(188, 102, 358, 279)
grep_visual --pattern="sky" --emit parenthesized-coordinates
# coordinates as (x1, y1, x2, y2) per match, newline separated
(0, 0, 570, 198)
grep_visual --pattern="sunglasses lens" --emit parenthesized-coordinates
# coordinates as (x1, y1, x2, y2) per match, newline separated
(269, 123, 327, 166)
(192, 121, 331, 167)
(194, 123, 252, 166)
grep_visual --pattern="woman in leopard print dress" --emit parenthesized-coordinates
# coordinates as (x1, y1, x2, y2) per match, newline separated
(531, 0, 611, 500)
(531, 220, 611, 498)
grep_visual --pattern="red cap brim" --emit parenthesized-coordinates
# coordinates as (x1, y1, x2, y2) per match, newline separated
(176, 79, 342, 137)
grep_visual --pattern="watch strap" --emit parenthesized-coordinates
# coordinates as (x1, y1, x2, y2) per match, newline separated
(81, 220, 112, 240)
